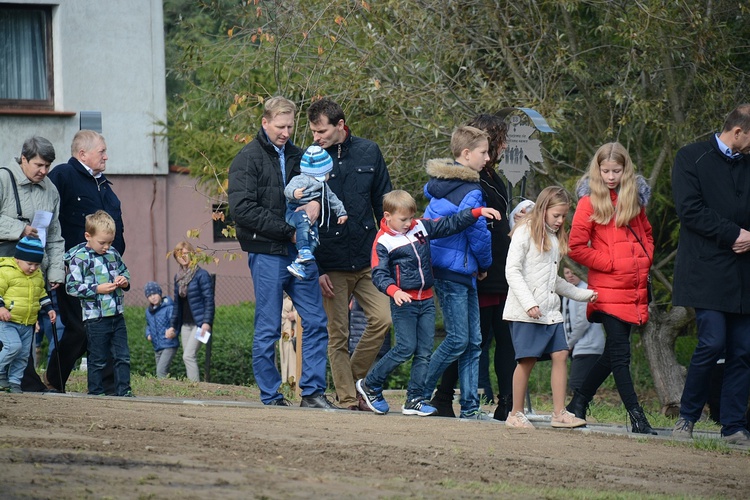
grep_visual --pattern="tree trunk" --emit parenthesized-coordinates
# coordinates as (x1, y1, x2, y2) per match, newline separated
(639, 305, 694, 417)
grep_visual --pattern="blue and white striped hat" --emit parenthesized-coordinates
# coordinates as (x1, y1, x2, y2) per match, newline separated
(15, 236, 44, 264)
(300, 145, 333, 181)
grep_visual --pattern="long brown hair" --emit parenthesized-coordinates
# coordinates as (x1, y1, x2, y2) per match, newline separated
(582, 142, 640, 227)
(511, 186, 571, 255)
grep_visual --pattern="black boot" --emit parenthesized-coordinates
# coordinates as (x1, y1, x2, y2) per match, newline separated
(493, 394, 512, 421)
(627, 405, 657, 435)
(566, 390, 591, 420)
(428, 391, 456, 418)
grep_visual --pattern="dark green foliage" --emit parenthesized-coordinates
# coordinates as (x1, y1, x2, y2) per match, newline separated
(126, 303, 255, 386)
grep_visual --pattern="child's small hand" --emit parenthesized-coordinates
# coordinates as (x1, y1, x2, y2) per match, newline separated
(393, 290, 412, 306)
(337, 215, 348, 225)
(165, 327, 176, 339)
(97, 282, 119, 294)
(0, 307, 10, 322)
(113, 275, 128, 288)
(294, 188, 305, 200)
(48, 310, 57, 323)
(589, 291, 598, 303)
(526, 306, 542, 319)
(480, 207, 502, 220)
(147, 335, 152, 341)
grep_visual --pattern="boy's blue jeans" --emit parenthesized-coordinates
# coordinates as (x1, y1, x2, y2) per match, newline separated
(286, 206, 319, 255)
(365, 297, 435, 400)
(0, 321, 33, 385)
(85, 314, 131, 396)
(423, 279, 481, 415)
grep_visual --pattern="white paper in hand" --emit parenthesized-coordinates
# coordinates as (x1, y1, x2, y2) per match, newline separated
(195, 326, 211, 344)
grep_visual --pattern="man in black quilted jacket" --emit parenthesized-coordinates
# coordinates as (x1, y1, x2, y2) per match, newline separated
(307, 98, 393, 410)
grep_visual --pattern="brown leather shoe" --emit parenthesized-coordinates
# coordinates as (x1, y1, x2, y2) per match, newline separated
(357, 393, 372, 412)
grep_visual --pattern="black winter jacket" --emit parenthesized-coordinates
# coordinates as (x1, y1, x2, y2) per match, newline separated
(317, 128, 392, 273)
(47, 157, 126, 254)
(672, 135, 750, 313)
(228, 128, 302, 256)
(477, 166, 512, 295)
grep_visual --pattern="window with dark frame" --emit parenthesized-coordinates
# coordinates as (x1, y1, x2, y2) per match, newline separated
(0, 4, 54, 110)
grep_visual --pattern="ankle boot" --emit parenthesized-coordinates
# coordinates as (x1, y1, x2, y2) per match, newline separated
(428, 391, 456, 418)
(566, 390, 591, 420)
(627, 405, 657, 435)
(493, 394, 513, 421)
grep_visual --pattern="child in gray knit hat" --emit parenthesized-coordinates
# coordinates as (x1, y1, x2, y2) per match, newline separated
(284, 144, 347, 280)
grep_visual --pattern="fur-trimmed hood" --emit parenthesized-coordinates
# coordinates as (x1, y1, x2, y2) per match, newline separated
(425, 158, 481, 200)
(576, 175, 651, 207)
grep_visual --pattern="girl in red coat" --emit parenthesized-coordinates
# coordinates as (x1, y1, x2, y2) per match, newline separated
(565, 142, 657, 435)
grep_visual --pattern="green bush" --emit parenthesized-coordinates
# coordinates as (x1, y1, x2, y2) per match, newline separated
(126, 302, 255, 386)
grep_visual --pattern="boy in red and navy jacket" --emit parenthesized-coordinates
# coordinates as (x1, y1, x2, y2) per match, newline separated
(355, 189, 500, 416)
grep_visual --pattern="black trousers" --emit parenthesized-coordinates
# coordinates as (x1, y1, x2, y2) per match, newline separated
(45, 287, 115, 393)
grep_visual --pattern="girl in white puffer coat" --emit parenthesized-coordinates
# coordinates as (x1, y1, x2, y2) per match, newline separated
(502, 187, 597, 430)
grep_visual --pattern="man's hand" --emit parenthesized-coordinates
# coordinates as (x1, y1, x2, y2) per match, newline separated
(477, 271, 488, 281)
(319, 274, 335, 298)
(296, 200, 321, 223)
(732, 228, 750, 254)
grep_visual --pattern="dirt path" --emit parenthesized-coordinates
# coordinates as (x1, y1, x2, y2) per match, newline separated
(1, 392, 748, 499)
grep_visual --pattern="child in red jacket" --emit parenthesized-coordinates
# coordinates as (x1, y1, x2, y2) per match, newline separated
(565, 142, 656, 435)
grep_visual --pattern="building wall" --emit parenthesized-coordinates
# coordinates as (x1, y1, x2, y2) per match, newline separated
(113, 171, 254, 306)
(0, 0, 169, 175)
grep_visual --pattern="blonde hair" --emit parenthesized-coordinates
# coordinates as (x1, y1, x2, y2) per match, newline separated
(383, 190, 417, 215)
(581, 142, 640, 227)
(71, 130, 105, 157)
(263, 96, 296, 120)
(85, 210, 115, 236)
(172, 241, 196, 264)
(512, 186, 571, 255)
(450, 126, 489, 159)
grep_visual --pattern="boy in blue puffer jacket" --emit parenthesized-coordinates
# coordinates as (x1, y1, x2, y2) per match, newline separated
(421, 125, 494, 420)
(144, 281, 177, 378)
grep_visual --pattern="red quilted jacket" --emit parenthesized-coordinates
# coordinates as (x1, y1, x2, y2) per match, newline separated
(569, 189, 653, 326)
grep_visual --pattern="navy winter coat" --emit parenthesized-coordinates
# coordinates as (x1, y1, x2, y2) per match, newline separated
(47, 157, 126, 254)
(146, 297, 178, 351)
(170, 267, 215, 331)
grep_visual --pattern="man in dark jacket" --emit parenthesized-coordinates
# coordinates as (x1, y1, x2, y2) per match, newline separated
(307, 98, 392, 410)
(228, 96, 334, 408)
(29, 130, 124, 393)
(672, 104, 750, 446)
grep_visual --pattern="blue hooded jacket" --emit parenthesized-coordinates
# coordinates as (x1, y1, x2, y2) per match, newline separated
(423, 158, 492, 288)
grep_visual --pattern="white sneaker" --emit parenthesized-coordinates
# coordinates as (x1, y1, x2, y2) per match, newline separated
(505, 411, 535, 429)
(551, 409, 586, 428)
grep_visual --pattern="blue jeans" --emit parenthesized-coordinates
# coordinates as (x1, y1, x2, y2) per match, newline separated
(85, 314, 131, 396)
(286, 206, 319, 255)
(248, 248, 329, 403)
(680, 309, 750, 436)
(366, 297, 435, 400)
(423, 279, 481, 415)
(0, 321, 33, 385)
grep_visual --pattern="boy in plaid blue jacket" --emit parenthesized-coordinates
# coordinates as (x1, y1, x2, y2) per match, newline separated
(66, 210, 132, 396)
